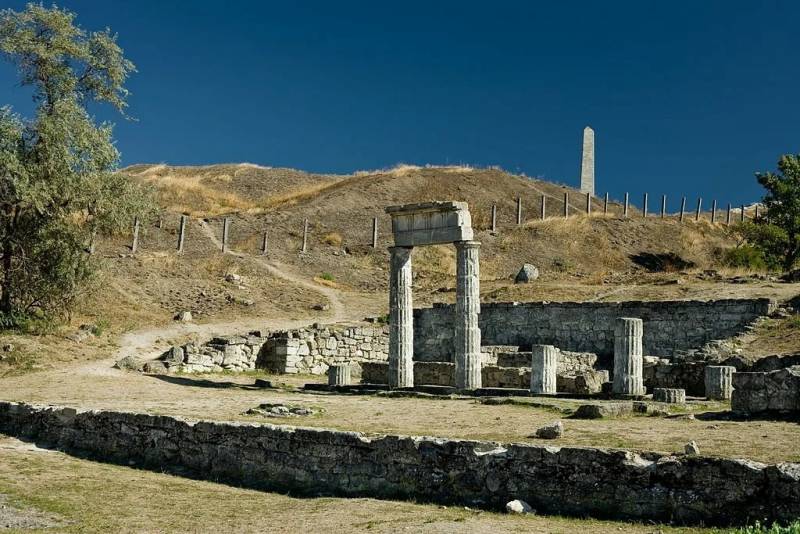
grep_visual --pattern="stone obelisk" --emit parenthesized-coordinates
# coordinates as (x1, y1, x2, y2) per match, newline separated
(580, 126, 595, 196)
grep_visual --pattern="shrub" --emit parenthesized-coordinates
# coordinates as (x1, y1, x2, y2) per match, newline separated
(720, 245, 768, 271)
(320, 272, 335, 281)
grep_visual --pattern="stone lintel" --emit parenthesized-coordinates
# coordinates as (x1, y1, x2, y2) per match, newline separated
(386, 201, 473, 247)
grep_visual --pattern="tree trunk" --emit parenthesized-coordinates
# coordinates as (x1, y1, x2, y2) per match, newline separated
(0, 237, 12, 315)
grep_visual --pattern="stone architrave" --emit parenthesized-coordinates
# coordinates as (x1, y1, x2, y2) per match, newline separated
(385, 201, 473, 247)
(530, 344, 558, 394)
(612, 317, 645, 396)
(454, 240, 481, 390)
(580, 126, 595, 196)
(388, 246, 414, 388)
(705, 365, 735, 400)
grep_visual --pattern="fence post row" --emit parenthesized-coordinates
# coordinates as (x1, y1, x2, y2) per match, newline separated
(623, 193, 629, 217)
(131, 216, 140, 254)
(541, 194, 546, 220)
(695, 197, 702, 221)
(177, 215, 187, 253)
(585, 192, 591, 215)
(490, 204, 497, 233)
(660, 195, 666, 218)
(679, 197, 686, 222)
(516, 197, 522, 225)
(711, 200, 717, 224)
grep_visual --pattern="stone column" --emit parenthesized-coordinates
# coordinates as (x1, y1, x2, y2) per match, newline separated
(612, 317, 645, 396)
(328, 364, 351, 386)
(705, 365, 735, 400)
(530, 344, 557, 394)
(388, 246, 414, 388)
(454, 240, 481, 390)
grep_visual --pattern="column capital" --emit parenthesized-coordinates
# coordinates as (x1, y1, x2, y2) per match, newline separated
(454, 240, 481, 249)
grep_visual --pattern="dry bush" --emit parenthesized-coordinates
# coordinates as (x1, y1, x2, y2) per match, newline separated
(322, 232, 343, 247)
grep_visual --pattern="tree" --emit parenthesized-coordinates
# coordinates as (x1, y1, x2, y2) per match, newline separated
(751, 154, 800, 271)
(0, 4, 154, 323)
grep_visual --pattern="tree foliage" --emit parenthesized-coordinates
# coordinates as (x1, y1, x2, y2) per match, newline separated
(746, 155, 800, 271)
(0, 4, 155, 323)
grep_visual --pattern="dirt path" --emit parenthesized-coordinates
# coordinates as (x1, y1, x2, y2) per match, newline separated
(79, 223, 360, 377)
(198, 220, 346, 321)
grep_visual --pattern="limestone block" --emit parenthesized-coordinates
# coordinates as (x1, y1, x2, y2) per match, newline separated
(653, 388, 686, 404)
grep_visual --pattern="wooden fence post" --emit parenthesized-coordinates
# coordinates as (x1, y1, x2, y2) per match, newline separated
(695, 197, 702, 221)
(727, 203, 732, 225)
(660, 195, 666, 218)
(711, 200, 717, 223)
(222, 217, 230, 253)
(516, 197, 522, 225)
(177, 215, 187, 253)
(679, 197, 686, 222)
(372, 217, 379, 247)
(585, 192, 591, 215)
(491, 204, 497, 233)
(642, 193, 648, 218)
(541, 194, 546, 220)
(603, 192, 609, 215)
(131, 217, 140, 254)
(302, 218, 309, 253)
(623, 193, 629, 218)
(563, 192, 569, 218)
(261, 231, 268, 255)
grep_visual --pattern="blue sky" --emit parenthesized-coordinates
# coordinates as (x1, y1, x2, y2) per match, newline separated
(1, 1, 798, 207)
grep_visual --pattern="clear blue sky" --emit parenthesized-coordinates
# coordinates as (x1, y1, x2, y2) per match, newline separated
(1, 1, 798, 207)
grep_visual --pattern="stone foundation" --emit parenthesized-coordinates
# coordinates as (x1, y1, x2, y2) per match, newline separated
(259, 324, 389, 375)
(414, 299, 774, 361)
(160, 323, 389, 375)
(1, 401, 798, 526)
(732, 366, 800, 415)
(361, 362, 608, 393)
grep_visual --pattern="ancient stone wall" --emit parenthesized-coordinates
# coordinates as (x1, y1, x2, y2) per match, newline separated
(643, 362, 707, 397)
(162, 323, 389, 375)
(259, 324, 389, 375)
(1, 401, 798, 526)
(414, 299, 774, 361)
(732, 366, 800, 414)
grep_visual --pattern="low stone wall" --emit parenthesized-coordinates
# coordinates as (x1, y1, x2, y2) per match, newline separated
(414, 299, 774, 361)
(361, 362, 608, 393)
(260, 324, 389, 375)
(1, 401, 798, 526)
(732, 366, 800, 415)
(497, 350, 600, 375)
(170, 334, 267, 373)
(161, 323, 389, 375)
(643, 362, 707, 397)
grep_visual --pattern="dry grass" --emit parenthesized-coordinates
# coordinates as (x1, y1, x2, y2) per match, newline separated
(322, 232, 343, 247)
(140, 172, 256, 217)
(0, 437, 711, 534)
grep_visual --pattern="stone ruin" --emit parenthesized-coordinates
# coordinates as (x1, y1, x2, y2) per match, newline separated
(385, 201, 482, 390)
